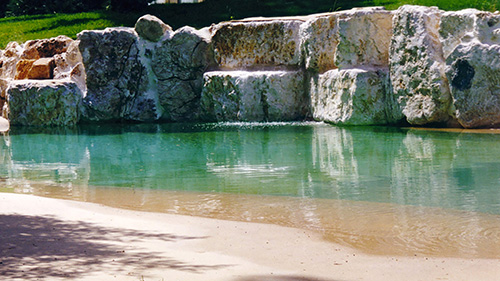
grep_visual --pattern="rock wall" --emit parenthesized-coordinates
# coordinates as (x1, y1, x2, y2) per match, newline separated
(2, 6, 500, 128)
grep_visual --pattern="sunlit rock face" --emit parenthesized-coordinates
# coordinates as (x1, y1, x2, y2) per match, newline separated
(0, 36, 84, 125)
(390, 5, 452, 125)
(4, 6, 500, 128)
(335, 7, 393, 69)
(200, 70, 308, 121)
(6, 80, 82, 126)
(310, 68, 393, 125)
(300, 13, 339, 73)
(211, 19, 304, 70)
(306, 7, 395, 125)
(441, 10, 500, 128)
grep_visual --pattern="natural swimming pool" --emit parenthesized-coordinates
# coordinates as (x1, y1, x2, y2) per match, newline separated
(1, 122, 500, 258)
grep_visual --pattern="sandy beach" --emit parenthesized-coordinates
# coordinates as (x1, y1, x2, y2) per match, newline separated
(1, 192, 499, 281)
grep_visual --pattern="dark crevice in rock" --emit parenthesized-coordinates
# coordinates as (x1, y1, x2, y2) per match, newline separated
(451, 59, 475, 91)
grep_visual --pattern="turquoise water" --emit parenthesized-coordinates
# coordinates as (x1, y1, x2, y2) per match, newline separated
(1, 122, 500, 215)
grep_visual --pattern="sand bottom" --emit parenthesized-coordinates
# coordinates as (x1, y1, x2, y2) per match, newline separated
(5, 182, 500, 259)
(1, 191, 500, 280)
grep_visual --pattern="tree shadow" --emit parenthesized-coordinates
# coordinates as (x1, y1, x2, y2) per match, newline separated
(0, 214, 230, 279)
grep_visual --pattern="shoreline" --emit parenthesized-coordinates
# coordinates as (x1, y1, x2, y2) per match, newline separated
(1, 192, 499, 281)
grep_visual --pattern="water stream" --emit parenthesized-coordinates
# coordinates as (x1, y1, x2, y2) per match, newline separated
(2, 122, 500, 258)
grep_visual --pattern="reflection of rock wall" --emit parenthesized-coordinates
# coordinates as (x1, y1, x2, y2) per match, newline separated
(0, 129, 91, 193)
(311, 125, 500, 213)
(4, 7, 500, 127)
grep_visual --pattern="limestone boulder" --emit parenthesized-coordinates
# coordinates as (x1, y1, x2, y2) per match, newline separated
(1, 42, 23, 79)
(200, 70, 308, 121)
(21, 35, 73, 60)
(14, 59, 35, 80)
(0, 116, 8, 132)
(6, 80, 82, 126)
(445, 42, 500, 128)
(135, 14, 173, 42)
(53, 40, 86, 91)
(78, 28, 155, 122)
(300, 13, 339, 73)
(440, 9, 500, 59)
(334, 7, 393, 68)
(390, 5, 451, 125)
(211, 19, 303, 69)
(152, 26, 211, 121)
(27, 58, 55, 79)
(310, 68, 394, 125)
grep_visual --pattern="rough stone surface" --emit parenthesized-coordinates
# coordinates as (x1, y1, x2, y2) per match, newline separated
(6, 80, 82, 126)
(300, 13, 340, 73)
(27, 58, 55, 79)
(335, 7, 393, 68)
(135, 14, 173, 42)
(78, 28, 154, 122)
(440, 9, 500, 59)
(14, 59, 35, 80)
(200, 70, 308, 121)
(211, 19, 304, 69)
(21, 35, 73, 60)
(390, 5, 451, 125)
(152, 26, 211, 121)
(310, 68, 393, 125)
(0, 116, 8, 131)
(1, 42, 23, 79)
(446, 42, 500, 128)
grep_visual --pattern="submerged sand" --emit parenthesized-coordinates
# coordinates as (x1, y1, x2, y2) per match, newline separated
(1, 192, 499, 281)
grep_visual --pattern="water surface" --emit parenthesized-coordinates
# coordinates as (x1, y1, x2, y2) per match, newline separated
(2, 122, 500, 258)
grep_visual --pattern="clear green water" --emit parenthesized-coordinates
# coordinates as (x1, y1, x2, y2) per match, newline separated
(1, 122, 500, 215)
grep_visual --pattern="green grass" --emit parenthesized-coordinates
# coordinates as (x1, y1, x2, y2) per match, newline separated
(0, 0, 499, 48)
(371, 0, 500, 11)
(0, 12, 131, 48)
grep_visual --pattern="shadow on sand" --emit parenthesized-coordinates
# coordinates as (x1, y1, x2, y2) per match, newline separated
(0, 214, 229, 279)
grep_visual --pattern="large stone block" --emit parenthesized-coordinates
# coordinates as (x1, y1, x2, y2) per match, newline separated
(200, 70, 308, 121)
(300, 13, 339, 73)
(440, 9, 500, 59)
(6, 80, 82, 126)
(310, 68, 394, 125)
(445, 42, 500, 128)
(390, 5, 451, 125)
(152, 26, 211, 121)
(440, 10, 500, 128)
(211, 19, 303, 69)
(27, 58, 55, 79)
(135, 14, 173, 42)
(21, 35, 73, 60)
(334, 7, 393, 68)
(78, 28, 155, 122)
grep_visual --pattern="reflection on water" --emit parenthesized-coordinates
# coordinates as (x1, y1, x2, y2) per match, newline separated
(2, 123, 500, 258)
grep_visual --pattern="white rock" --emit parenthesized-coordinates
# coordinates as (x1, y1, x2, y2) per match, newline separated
(200, 70, 308, 121)
(446, 42, 500, 128)
(6, 80, 82, 126)
(334, 7, 393, 68)
(0, 116, 8, 132)
(310, 67, 393, 125)
(390, 5, 452, 125)
(211, 19, 304, 69)
(440, 9, 500, 59)
(300, 13, 340, 73)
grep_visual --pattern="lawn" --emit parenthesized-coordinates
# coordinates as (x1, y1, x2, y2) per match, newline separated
(0, 0, 498, 48)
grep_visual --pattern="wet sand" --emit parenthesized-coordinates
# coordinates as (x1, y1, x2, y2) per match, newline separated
(1, 192, 500, 281)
